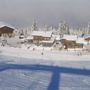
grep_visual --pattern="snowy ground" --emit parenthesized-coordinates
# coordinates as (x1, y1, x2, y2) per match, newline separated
(0, 45, 90, 62)
(0, 55, 90, 90)
(0, 46, 90, 90)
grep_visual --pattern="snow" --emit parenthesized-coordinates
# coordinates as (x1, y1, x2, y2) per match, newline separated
(52, 35, 61, 40)
(6, 36, 21, 44)
(76, 37, 87, 45)
(0, 55, 90, 90)
(0, 40, 90, 90)
(0, 45, 90, 62)
(62, 35, 77, 41)
(84, 34, 90, 39)
(41, 40, 54, 43)
(0, 36, 23, 47)
(61, 35, 88, 45)
(32, 31, 52, 37)
(26, 36, 33, 40)
(1, 20, 90, 90)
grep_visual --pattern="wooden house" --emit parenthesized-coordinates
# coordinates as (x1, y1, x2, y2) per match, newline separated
(61, 39, 83, 49)
(61, 35, 83, 49)
(32, 31, 52, 40)
(31, 31, 54, 46)
(0, 26, 14, 37)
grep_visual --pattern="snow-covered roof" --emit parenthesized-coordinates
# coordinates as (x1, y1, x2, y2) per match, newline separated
(32, 31, 52, 37)
(84, 35, 90, 39)
(0, 21, 15, 29)
(55, 35, 60, 40)
(62, 35, 77, 41)
(26, 36, 33, 40)
(76, 37, 87, 45)
(41, 40, 54, 43)
(52, 35, 60, 40)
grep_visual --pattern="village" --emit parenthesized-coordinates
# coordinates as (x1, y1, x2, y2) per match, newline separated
(0, 21, 90, 58)
(0, 20, 90, 90)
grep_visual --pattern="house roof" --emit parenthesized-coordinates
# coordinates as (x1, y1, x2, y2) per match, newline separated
(32, 31, 52, 37)
(84, 35, 90, 40)
(52, 35, 60, 40)
(0, 21, 15, 29)
(76, 37, 87, 44)
(62, 35, 77, 41)
(0, 26, 14, 33)
(26, 36, 33, 40)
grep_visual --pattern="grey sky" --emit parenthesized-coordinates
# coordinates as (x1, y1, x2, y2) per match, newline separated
(0, 0, 90, 28)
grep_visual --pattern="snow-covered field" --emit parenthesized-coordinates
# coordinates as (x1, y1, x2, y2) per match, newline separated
(0, 56, 90, 90)
(0, 45, 90, 62)
(0, 46, 90, 90)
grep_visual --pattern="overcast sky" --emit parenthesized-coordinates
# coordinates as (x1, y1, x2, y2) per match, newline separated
(0, 0, 90, 28)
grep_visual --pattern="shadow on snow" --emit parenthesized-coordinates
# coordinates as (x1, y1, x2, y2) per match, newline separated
(0, 64, 90, 90)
